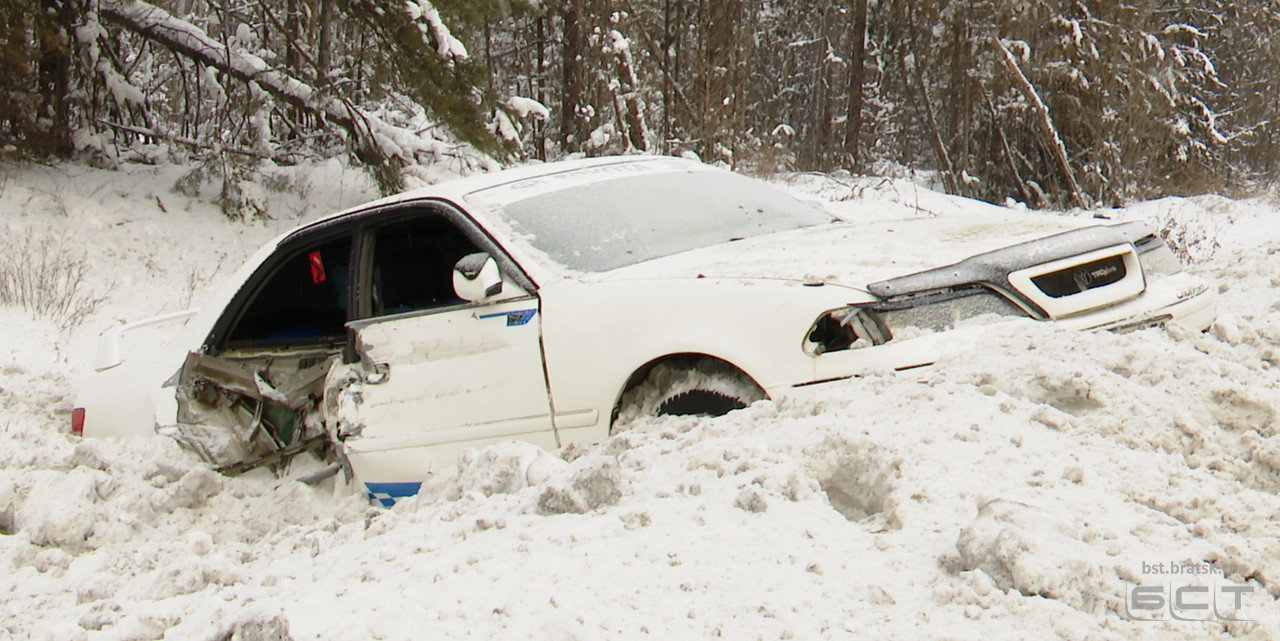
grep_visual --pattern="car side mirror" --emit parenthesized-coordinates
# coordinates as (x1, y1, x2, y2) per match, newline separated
(453, 252, 504, 303)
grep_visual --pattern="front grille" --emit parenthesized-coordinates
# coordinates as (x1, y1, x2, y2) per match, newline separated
(1030, 254, 1127, 298)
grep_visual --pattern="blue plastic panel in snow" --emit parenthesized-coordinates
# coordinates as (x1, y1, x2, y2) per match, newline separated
(365, 482, 423, 507)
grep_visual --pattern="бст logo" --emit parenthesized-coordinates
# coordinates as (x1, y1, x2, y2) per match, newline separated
(1125, 584, 1254, 621)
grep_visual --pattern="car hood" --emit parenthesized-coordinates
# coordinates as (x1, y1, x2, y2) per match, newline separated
(594, 211, 1098, 289)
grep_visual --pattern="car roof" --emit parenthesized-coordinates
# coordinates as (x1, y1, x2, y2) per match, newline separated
(269, 154, 721, 285)
(296, 154, 702, 235)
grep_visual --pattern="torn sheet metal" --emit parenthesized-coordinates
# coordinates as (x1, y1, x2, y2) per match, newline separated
(172, 351, 336, 470)
(179, 352, 330, 410)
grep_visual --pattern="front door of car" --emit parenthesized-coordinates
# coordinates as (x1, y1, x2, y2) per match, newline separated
(333, 205, 555, 482)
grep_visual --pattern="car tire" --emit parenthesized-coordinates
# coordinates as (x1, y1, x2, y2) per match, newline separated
(615, 357, 766, 425)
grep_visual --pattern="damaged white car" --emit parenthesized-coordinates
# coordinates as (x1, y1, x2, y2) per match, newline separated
(74, 156, 1216, 505)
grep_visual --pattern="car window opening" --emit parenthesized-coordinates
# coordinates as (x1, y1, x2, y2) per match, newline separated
(370, 215, 482, 317)
(226, 236, 353, 346)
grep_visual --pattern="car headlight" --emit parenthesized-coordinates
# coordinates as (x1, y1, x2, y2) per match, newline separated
(804, 286, 1029, 355)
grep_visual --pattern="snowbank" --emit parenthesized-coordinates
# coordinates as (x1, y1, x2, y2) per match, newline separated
(2, 163, 1279, 640)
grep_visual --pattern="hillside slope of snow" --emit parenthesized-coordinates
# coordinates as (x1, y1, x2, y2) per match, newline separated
(2, 162, 1279, 640)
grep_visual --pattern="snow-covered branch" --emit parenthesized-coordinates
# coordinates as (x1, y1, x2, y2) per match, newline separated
(404, 0, 468, 62)
(99, 0, 489, 191)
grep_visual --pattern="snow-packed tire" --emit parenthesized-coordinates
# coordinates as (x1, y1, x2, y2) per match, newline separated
(614, 357, 766, 425)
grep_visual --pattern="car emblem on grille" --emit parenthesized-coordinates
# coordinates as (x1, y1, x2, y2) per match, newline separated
(1073, 264, 1118, 292)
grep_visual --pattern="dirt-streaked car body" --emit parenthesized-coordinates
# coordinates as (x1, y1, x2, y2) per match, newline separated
(75, 156, 1216, 504)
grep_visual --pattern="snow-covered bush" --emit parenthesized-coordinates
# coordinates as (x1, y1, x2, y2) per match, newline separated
(0, 231, 105, 329)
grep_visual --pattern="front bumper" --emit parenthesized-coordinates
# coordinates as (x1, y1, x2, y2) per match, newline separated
(786, 271, 1216, 396)
(1058, 272, 1215, 333)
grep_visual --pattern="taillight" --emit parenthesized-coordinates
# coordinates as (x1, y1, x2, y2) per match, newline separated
(71, 408, 85, 436)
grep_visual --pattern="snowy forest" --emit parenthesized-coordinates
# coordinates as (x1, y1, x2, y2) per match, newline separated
(3, 0, 1279, 210)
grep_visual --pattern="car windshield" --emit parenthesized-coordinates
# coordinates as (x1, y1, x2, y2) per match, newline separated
(479, 168, 833, 272)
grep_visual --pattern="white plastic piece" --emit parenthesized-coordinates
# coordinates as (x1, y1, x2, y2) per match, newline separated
(94, 309, 199, 371)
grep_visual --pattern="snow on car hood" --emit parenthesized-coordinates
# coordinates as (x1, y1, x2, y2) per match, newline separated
(595, 210, 1098, 289)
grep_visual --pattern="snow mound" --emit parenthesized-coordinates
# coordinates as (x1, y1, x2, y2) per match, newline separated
(450, 440, 563, 498)
(5, 162, 1280, 639)
(955, 498, 1120, 616)
(803, 433, 901, 525)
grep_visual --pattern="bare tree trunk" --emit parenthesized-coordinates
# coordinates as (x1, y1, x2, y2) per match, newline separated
(37, 0, 74, 156)
(810, 8, 834, 170)
(945, 3, 970, 172)
(534, 14, 547, 160)
(991, 36, 1088, 209)
(661, 0, 673, 154)
(280, 0, 302, 140)
(483, 18, 495, 105)
(703, 0, 739, 163)
(559, 0, 585, 152)
(908, 56, 961, 196)
(811, 40, 831, 169)
(316, 0, 333, 79)
(610, 30, 648, 152)
(285, 0, 300, 71)
(982, 86, 1033, 206)
(843, 0, 867, 171)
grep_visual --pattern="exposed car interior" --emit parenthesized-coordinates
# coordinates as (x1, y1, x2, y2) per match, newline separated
(369, 214, 480, 317)
(225, 236, 352, 345)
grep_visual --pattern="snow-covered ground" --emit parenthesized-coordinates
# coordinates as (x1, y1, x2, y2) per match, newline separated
(3, 160, 1280, 640)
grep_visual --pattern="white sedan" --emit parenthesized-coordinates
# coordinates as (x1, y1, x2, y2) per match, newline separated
(74, 156, 1216, 505)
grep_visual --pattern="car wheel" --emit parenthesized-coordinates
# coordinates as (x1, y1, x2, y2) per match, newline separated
(615, 357, 766, 425)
